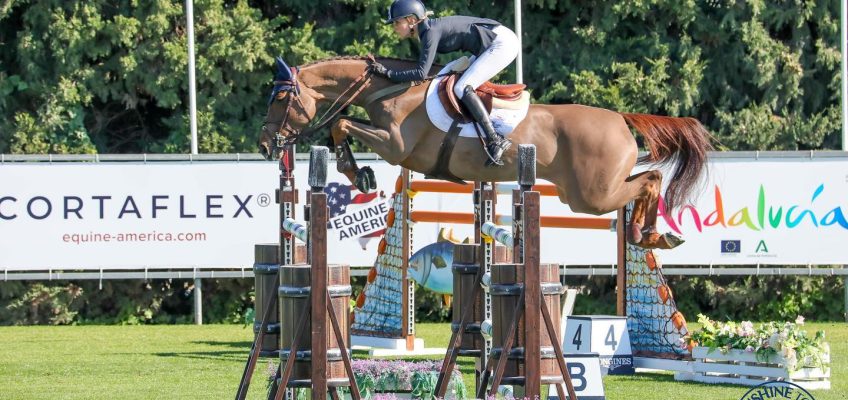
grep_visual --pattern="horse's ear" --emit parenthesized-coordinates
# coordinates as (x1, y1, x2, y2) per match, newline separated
(275, 56, 293, 81)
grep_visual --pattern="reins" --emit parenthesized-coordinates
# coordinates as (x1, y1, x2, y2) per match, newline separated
(269, 56, 451, 148)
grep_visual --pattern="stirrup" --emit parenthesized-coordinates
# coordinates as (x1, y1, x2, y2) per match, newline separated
(484, 138, 512, 167)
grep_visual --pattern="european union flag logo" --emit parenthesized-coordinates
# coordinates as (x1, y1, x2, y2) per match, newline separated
(721, 240, 741, 253)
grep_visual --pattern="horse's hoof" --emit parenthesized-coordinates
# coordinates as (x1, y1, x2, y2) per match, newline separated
(661, 233, 685, 249)
(354, 166, 376, 193)
(636, 232, 685, 249)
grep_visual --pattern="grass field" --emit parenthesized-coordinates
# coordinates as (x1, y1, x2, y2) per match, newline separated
(0, 322, 843, 399)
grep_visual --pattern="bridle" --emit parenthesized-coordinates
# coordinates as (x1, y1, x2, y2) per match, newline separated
(263, 59, 377, 152)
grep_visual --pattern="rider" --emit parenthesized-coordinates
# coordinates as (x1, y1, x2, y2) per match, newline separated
(371, 0, 519, 166)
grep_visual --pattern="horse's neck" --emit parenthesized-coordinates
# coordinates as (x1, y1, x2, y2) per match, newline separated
(301, 61, 375, 103)
(301, 60, 416, 108)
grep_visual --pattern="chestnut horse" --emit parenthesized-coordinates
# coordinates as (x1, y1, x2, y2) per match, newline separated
(258, 56, 712, 249)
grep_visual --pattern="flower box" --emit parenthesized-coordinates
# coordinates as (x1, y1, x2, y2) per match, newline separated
(278, 360, 466, 400)
(675, 346, 830, 390)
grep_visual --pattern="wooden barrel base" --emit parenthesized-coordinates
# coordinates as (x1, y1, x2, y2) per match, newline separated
(451, 243, 512, 355)
(491, 263, 564, 383)
(279, 263, 352, 383)
(254, 244, 282, 355)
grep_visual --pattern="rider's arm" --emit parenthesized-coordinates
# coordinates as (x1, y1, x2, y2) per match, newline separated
(387, 29, 439, 82)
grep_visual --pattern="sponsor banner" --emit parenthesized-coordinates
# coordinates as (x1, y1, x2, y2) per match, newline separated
(655, 157, 848, 265)
(328, 198, 391, 241)
(0, 160, 400, 270)
(1, 154, 846, 270)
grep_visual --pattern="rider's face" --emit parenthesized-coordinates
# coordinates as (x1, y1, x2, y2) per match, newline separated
(393, 17, 415, 39)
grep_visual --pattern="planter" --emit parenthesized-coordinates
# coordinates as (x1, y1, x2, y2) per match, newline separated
(675, 347, 830, 390)
(279, 361, 467, 400)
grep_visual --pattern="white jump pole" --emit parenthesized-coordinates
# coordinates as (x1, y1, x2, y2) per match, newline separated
(186, 0, 202, 325)
(514, 0, 523, 84)
(842, 0, 846, 153)
(841, 0, 847, 321)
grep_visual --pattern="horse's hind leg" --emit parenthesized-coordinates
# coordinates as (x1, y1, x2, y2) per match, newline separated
(623, 170, 683, 250)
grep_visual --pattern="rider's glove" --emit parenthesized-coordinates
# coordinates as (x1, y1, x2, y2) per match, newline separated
(370, 62, 390, 78)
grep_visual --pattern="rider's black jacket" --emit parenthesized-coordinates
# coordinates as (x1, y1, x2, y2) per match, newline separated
(387, 15, 500, 82)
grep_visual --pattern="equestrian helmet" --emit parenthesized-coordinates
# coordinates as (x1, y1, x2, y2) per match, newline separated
(385, 0, 427, 24)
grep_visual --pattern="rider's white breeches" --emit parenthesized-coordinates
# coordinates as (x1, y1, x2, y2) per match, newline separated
(454, 25, 520, 99)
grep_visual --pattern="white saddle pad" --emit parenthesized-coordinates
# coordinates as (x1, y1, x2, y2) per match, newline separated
(425, 59, 530, 138)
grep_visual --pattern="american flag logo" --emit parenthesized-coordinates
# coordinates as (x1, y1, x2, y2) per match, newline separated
(324, 182, 386, 243)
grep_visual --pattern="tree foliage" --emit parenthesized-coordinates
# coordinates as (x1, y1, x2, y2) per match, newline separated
(0, 0, 842, 154)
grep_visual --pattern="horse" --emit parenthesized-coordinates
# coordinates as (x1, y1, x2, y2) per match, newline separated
(258, 56, 713, 249)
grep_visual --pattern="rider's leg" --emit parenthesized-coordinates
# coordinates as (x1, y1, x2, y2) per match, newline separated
(454, 25, 519, 166)
(459, 87, 511, 166)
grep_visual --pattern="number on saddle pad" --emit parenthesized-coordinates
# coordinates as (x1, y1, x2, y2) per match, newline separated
(563, 315, 634, 375)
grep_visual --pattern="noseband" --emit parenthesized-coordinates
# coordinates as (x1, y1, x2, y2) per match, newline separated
(264, 61, 377, 151)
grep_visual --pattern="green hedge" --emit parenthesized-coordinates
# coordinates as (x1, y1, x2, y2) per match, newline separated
(2, 274, 844, 325)
(565, 275, 846, 322)
(0, 279, 253, 325)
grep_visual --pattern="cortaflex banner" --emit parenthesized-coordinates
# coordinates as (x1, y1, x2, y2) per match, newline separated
(0, 159, 401, 270)
(0, 162, 280, 270)
(1, 153, 846, 270)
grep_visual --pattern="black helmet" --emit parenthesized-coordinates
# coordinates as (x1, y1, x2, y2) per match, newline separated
(385, 0, 427, 24)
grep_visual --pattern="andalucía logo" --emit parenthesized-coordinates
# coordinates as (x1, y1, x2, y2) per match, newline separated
(739, 381, 815, 400)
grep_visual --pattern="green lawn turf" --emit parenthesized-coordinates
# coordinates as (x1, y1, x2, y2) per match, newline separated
(0, 322, 843, 399)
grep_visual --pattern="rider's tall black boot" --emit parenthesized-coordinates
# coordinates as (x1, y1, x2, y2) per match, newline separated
(461, 85, 512, 166)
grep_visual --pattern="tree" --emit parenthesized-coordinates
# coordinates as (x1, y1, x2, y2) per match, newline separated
(0, 0, 842, 154)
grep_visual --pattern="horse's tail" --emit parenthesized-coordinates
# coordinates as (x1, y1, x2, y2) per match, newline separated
(620, 113, 714, 211)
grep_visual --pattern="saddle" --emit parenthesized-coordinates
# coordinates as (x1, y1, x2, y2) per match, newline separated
(437, 73, 526, 122)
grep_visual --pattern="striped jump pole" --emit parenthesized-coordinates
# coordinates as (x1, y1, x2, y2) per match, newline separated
(481, 221, 514, 247)
(282, 218, 308, 243)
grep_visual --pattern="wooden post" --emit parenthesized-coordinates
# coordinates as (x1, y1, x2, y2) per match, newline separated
(518, 145, 541, 398)
(523, 192, 541, 398)
(309, 147, 329, 400)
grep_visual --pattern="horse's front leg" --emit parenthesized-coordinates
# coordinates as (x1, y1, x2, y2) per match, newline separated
(331, 119, 360, 187)
(331, 118, 395, 193)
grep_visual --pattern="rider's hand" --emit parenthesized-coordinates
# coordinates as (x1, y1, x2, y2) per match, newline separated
(370, 62, 390, 77)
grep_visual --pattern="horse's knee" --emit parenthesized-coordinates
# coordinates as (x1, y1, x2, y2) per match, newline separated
(331, 119, 351, 139)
